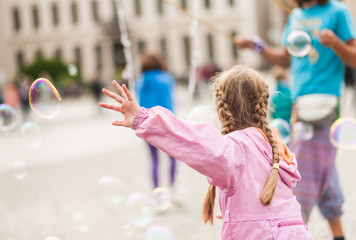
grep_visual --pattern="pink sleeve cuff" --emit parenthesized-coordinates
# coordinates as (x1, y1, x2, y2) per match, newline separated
(131, 107, 148, 130)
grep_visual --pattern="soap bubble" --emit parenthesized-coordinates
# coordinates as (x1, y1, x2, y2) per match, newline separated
(67, 64, 78, 77)
(72, 211, 90, 232)
(12, 160, 27, 180)
(270, 118, 291, 144)
(20, 121, 42, 149)
(186, 105, 217, 124)
(0, 104, 17, 133)
(329, 118, 356, 149)
(126, 192, 154, 227)
(29, 78, 61, 119)
(292, 122, 314, 142)
(286, 30, 312, 57)
(152, 187, 171, 211)
(98, 176, 126, 205)
(145, 225, 175, 240)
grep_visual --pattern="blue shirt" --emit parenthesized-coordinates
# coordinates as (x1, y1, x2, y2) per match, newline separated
(135, 70, 175, 112)
(281, 0, 355, 101)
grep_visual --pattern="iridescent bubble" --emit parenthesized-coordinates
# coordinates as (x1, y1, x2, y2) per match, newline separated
(292, 122, 314, 142)
(68, 64, 78, 77)
(0, 104, 17, 133)
(186, 105, 218, 124)
(29, 78, 61, 119)
(286, 30, 312, 57)
(98, 176, 126, 205)
(12, 160, 27, 180)
(329, 118, 356, 149)
(20, 121, 42, 149)
(72, 211, 90, 232)
(44, 237, 61, 240)
(270, 118, 291, 144)
(152, 187, 171, 211)
(145, 225, 175, 240)
(126, 192, 154, 227)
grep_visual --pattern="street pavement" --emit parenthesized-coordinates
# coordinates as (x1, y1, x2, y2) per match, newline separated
(0, 77, 355, 240)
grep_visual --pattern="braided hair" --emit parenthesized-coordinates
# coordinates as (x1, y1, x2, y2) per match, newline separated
(202, 65, 280, 225)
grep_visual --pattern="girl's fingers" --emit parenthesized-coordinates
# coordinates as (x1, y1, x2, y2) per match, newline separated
(99, 102, 121, 112)
(113, 80, 128, 100)
(102, 88, 124, 104)
(122, 84, 134, 101)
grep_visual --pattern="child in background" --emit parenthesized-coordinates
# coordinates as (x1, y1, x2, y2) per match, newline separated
(100, 65, 312, 239)
(270, 66, 292, 123)
(134, 52, 177, 190)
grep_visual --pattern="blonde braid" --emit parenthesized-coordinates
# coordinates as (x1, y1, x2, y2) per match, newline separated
(202, 86, 236, 225)
(254, 90, 280, 205)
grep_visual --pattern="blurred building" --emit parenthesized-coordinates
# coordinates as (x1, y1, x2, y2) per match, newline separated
(0, 0, 354, 85)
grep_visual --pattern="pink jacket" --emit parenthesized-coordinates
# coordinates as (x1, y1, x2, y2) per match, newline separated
(132, 107, 313, 240)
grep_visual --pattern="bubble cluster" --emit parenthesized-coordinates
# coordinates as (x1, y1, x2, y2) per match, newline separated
(329, 118, 356, 149)
(0, 104, 17, 133)
(29, 78, 61, 119)
(286, 30, 312, 57)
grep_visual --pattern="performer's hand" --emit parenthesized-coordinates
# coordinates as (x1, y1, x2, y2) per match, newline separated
(317, 29, 339, 48)
(234, 37, 255, 49)
(100, 80, 141, 128)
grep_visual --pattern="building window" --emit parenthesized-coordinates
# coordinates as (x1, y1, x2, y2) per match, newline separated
(55, 48, 62, 60)
(113, 43, 126, 68)
(71, 2, 78, 24)
(181, 0, 187, 8)
(160, 37, 167, 60)
(134, 0, 141, 16)
(16, 51, 24, 71)
(137, 40, 146, 54)
(32, 5, 40, 29)
(183, 36, 190, 66)
(207, 33, 214, 60)
(74, 47, 81, 70)
(52, 3, 59, 26)
(95, 44, 102, 70)
(205, 0, 211, 9)
(92, 0, 99, 23)
(231, 31, 238, 59)
(12, 7, 21, 32)
(157, 0, 164, 15)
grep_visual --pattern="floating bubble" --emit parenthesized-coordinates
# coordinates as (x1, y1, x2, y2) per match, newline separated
(286, 30, 312, 57)
(0, 104, 17, 133)
(20, 121, 42, 149)
(67, 64, 78, 77)
(270, 118, 291, 145)
(98, 176, 126, 205)
(292, 122, 314, 142)
(12, 160, 27, 180)
(186, 105, 217, 124)
(308, 46, 319, 64)
(122, 224, 134, 238)
(44, 237, 61, 240)
(72, 211, 90, 232)
(145, 225, 175, 240)
(329, 118, 356, 149)
(152, 187, 171, 211)
(29, 78, 61, 119)
(126, 192, 154, 227)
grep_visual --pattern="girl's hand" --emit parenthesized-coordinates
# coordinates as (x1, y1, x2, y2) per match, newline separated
(99, 80, 141, 128)
(234, 37, 255, 49)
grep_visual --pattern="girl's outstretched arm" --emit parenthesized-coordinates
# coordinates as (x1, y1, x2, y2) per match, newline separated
(99, 80, 141, 128)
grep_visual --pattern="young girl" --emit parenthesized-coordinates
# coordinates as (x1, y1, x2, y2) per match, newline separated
(100, 65, 312, 240)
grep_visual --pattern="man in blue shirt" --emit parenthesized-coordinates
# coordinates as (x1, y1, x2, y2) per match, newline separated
(235, 1, 356, 239)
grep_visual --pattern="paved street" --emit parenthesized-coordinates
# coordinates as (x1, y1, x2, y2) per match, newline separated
(0, 78, 355, 240)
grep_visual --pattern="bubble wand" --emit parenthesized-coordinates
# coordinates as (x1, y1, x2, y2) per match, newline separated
(113, 0, 135, 91)
(159, 0, 236, 44)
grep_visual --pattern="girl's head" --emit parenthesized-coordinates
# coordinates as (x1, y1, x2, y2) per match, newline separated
(202, 65, 280, 224)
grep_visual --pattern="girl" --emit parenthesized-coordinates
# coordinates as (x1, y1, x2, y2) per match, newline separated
(100, 65, 312, 239)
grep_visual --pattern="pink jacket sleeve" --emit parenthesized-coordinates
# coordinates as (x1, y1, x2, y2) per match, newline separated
(132, 106, 245, 191)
